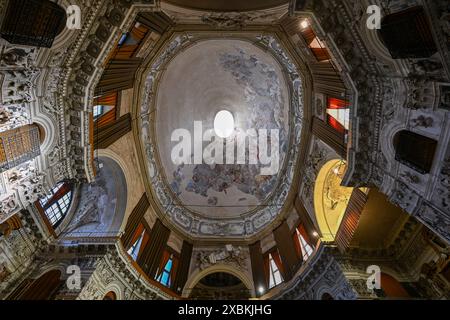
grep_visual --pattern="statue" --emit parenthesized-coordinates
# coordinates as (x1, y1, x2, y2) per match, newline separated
(195, 244, 247, 270)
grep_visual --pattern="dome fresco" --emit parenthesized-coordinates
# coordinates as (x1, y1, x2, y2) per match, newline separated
(155, 39, 290, 218)
(140, 34, 304, 238)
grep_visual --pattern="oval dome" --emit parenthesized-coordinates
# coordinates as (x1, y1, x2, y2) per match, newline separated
(155, 39, 290, 218)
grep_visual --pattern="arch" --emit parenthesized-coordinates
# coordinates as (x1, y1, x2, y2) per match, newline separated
(29, 107, 58, 155)
(189, 272, 251, 300)
(102, 281, 125, 300)
(32, 122, 46, 144)
(182, 264, 254, 298)
(321, 292, 334, 300)
(103, 291, 117, 300)
(96, 149, 133, 235)
(379, 122, 405, 164)
(378, 273, 410, 299)
(51, 1, 81, 50)
(313, 159, 354, 241)
(59, 156, 127, 239)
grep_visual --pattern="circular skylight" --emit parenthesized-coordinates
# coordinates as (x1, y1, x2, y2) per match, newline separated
(214, 110, 234, 138)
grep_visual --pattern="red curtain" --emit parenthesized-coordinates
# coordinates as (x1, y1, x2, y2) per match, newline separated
(292, 232, 302, 260)
(311, 48, 330, 61)
(327, 114, 346, 134)
(114, 24, 149, 59)
(40, 183, 71, 210)
(94, 91, 118, 129)
(170, 255, 179, 286)
(293, 224, 315, 259)
(138, 232, 150, 257)
(94, 92, 117, 106)
(263, 254, 270, 287)
(301, 27, 316, 45)
(115, 45, 139, 59)
(128, 223, 144, 250)
(130, 24, 149, 41)
(271, 250, 285, 279)
(19, 270, 62, 300)
(297, 224, 312, 245)
(156, 250, 171, 279)
(96, 109, 116, 128)
(327, 97, 349, 109)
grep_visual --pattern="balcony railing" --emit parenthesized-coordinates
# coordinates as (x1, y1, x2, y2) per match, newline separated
(335, 189, 369, 253)
(0, 125, 41, 173)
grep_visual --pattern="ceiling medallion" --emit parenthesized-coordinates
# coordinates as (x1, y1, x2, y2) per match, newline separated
(139, 33, 304, 238)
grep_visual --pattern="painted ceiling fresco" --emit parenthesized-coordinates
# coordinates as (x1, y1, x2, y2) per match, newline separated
(155, 40, 290, 218)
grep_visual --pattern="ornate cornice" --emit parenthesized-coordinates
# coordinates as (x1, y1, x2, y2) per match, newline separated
(270, 245, 357, 300)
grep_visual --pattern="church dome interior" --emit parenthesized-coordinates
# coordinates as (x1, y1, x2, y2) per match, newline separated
(0, 0, 449, 304)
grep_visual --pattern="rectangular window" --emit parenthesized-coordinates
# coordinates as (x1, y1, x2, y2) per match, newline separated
(118, 33, 128, 47)
(326, 97, 350, 133)
(127, 230, 145, 261)
(157, 255, 173, 287)
(93, 105, 104, 119)
(268, 253, 283, 289)
(296, 228, 314, 261)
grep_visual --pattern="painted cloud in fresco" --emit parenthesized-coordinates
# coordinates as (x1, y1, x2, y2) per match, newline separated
(169, 47, 287, 206)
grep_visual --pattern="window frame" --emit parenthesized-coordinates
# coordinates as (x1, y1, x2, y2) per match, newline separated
(93, 105, 104, 119)
(264, 249, 284, 290)
(156, 253, 174, 287)
(127, 228, 145, 261)
(36, 182, 73, 230)
(295, 228, 314, 261)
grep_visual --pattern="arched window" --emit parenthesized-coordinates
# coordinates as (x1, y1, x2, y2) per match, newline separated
(321, 292, 334, 300)
(103, 291, 117, 300)
(393, 130, 437, 174)
(37, 182, 73, 228)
